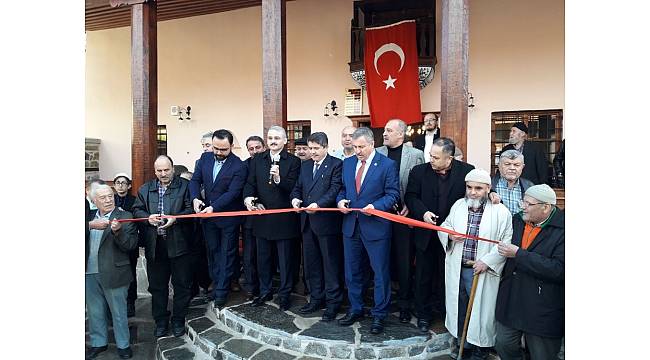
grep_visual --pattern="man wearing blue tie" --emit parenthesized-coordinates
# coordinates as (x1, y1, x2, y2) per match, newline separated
(336, 127, 400, 334)
(290, 132, 344, 322)
(190, 129, 248, 307)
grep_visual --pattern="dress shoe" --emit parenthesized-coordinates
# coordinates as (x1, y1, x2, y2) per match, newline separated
(338, 312, 363, 326)
(214, 297, 227, 307)
(230, 279, 241, 292)
(172, 321, 186, 337)
(399, 309, 412, 323)
(86, 345, 108, 359)
(370, 317, 384, 334)
(127, 303, 136, 317)
(278, 297, 291, 311)
(321, 309, 338, 322)
(298, 301, 324, 314)
(251, 293, 273, 307)
(154, 322, 169, 338)
(417, 318, 431, 333)
(246, 292, 257, 301)
(117, 346, 133, 359)
(470, 346, 489, 360)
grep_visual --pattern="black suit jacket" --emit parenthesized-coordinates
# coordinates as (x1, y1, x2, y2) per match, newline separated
(290, 154, 343, 236)
(114, 193, 136, 212)
(412, 129, 440, 152)
(243, 148, 301, 240)
(502, 140, 548, 185)
(404, 160, 474, 250)
(85, 208, 139, 289)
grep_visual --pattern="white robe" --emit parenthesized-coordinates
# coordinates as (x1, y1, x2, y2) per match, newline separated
(438, 199, 513, 347)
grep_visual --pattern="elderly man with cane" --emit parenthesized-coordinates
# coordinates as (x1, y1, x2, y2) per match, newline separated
(438, 169, 513, 360)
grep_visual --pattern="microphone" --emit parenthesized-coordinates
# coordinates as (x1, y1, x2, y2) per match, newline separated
(269, 159, 279, 184)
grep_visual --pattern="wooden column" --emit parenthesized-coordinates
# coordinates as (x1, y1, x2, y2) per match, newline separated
(262, 0, 287, 135)
(112, 0, 158, 193)
(440, 0, 469, 156)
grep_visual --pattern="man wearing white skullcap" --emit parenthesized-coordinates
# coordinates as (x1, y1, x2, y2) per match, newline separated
(495, 184, 564, 360)
(438, 168, 513, 359)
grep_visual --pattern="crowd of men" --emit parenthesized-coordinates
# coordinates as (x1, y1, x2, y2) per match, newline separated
(85, 115, 564, 360)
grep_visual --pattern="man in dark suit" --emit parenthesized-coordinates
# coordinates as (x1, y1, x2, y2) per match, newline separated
(112, 172, 139, 317)
(412, 113, 440, 163)
(501, 122, 548, 185)
(336, 127, 400, 334)
(241, 135, 267, 300)
(404, 137, 474, 333)
(290, 132, 344, 321)
(86, 184, 138, 359)
(376, 119, 425, 324)
(132, 155, 195, 338)
(243, 126, 301, 310)
(190, 129, 248, 307)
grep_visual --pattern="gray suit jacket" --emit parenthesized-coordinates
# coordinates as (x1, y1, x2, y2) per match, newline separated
(376, 144, 425, 200)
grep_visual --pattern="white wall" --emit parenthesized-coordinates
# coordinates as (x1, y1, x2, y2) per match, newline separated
(85, 0, 564, 178)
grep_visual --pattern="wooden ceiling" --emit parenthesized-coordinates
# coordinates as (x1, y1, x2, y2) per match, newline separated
(86, 0, 289, 32)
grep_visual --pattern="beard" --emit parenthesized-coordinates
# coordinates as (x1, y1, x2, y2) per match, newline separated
(465, 195, 487, 209)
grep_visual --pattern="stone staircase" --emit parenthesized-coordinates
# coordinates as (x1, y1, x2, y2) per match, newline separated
(155, 293, 453, 360)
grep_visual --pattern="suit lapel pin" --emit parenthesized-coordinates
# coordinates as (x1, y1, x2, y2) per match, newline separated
(374, 162, 378, 166)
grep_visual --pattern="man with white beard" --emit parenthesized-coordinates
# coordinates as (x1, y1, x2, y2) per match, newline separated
(438, 169, 513, 360)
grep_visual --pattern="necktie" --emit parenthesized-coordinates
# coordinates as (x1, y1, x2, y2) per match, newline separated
(355, 160, 366, 193)
(312, 162, 320, 179)
(213, 160, 223, 181)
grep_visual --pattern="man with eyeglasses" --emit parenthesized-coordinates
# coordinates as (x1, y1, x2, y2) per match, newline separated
(113, 173, 139, 317)
(190, 129, 247, 308)
(495, 184, 564, 360)
(488, 150, 534, 214)
(437, 168, 512, 360)
(412, 113, 440, 162)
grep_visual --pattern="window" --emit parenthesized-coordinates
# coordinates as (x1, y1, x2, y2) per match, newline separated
(344, 88, 363, 116)
(286, 120, 311, 154)
(490, 109, 563, 182)
(157, 125, 167, 156)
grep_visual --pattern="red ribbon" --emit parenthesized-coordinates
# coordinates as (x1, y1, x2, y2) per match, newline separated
(117, 207, 499, 244)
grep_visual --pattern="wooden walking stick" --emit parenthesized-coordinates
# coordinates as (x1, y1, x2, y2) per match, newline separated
(458, 266, 480, 359)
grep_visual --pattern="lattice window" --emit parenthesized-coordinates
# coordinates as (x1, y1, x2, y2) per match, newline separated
(157, 125, 167, 156)
(491, 109, 563, 182)
(286, 120, 311, 154)
(344, 88, 363, 116)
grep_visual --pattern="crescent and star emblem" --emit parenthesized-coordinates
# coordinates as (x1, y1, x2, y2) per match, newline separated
(373, 43, 405, 90)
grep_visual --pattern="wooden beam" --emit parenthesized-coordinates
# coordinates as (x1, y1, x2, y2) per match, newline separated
(130, 1, 158, 193)
(261, 0, 287, 135)
(440, 0, 469, 157)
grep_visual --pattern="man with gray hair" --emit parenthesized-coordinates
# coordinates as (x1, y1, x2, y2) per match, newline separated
(332, 125, 357, 160)
(336, 127, 399, 334)
(243, 125, 301, 310)
(495, 184, 564, 360)
(86, 184, 138, 359)
(376, 118, 424, 323)
(489, 149, 534, 214)
(200, 131, 214, 153)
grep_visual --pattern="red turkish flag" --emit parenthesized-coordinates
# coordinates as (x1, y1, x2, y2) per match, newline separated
(364, 20, 421, 128)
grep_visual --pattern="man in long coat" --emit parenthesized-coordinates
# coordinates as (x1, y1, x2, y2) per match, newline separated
(438, 169, 513, 360)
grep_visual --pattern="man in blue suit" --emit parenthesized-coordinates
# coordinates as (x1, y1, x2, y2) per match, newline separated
(290, 132, 344, 322)
(190, 129, 248, 307)
(336, 127, 400, 334)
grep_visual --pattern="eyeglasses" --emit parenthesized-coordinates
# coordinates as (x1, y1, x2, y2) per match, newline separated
(423, 119, 437, 124)
(114, 181, 129, 186)
(519, 200, 546, 208)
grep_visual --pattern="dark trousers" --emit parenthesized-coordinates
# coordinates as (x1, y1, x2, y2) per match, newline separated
(414, 237, 446, 320)
(242, 226, 259, 295)
(457, 267, 479, 350)
(127, 247, 139, 306)
(202, 221, 240, 299)
(257, 237, 293, 300)
(390, 222, 414, 310)
(302, 224, 343, 310)
(495, 321, 563, 360)
(147, 237, 193, 325)
(343, 222, 391, 319)
(192, 224, 211, 292)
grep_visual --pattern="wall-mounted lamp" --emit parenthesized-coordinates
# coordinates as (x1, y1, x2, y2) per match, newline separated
(178, 105, 192, 122)
(468, 93, 475, 108)
(324, 100, 338, 117)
